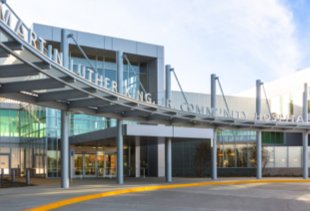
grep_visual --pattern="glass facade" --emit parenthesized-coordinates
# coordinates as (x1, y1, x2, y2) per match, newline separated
(0, 109, 19, 137)
(171, 129, 310, 177)
(71, 56, 145, 98)
(0, 104, 119, 177)
(217, 130, 256, 168)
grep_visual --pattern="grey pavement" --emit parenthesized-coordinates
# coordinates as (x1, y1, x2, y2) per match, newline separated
(0, 177, 210, 211)
(0, 177, 310, 211)
(59, 182, 310, 211)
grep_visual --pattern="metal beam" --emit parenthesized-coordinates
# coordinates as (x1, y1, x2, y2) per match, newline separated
(61, 29, 69, 69)
(38, 90, 88, 102)
(69, 98, 111, 108)
(97, 105, 129, 114)
(69, 107, 97, 115)
(122, 110, 150, 118)
(0, 41, 23, 58)
(256, 80, 262, 120)
(165, 64, 171, 107)
(0, 62, 49, 77)
(211, 74, 217, 116)
(0, 77, 73, 93)
(0, 92, 67, 110)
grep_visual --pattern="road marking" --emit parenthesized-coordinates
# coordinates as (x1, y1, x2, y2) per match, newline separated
(26, 179, 310, 211)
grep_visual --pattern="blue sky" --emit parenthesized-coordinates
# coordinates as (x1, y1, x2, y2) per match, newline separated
(284, 0, 310, 69)
(8, 0, 310, 95)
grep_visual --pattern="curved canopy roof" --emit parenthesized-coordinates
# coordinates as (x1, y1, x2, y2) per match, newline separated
(0, 19, 308, 132)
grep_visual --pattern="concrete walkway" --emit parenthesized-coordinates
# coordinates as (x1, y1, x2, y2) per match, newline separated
(1, 177, 310, 211)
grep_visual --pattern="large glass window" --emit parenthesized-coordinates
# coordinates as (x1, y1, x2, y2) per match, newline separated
(70, 114, 106, 136)
(262, 132, 284, 144)
(288, 147, 302, 167)
(265, 146, 275, 168)
(71, 56, 145, 97)
(274, 147, 287, 167)
(0, 109, 19, 137)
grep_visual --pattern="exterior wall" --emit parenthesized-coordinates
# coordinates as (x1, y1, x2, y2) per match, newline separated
(33, 23, 164, 58)
(172, 139, 211, 177)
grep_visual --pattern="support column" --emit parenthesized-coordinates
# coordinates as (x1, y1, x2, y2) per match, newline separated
(256, 80, 263, 179)
(256, 130, 262, 179)
(135, 137, 141, 178)
(61, 29, 69, 69)
(303, 83, 308, 179)
(210, 74, 217, 116)
(158, 138, 165, 177)
(303, 132, 308, 179)
(165, 138, 172, 183)
(211, 74, 218, 180)
(256, 80, 262, 120)
(165, 65, 171, 107)
(61, 111, 69, 188)
(116, 50, 124, 184)
(212, 129, 217, 180)
(117, 121, 123, 184)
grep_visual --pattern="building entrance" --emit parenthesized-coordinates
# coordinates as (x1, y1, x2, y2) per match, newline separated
(73, 149, 117, 178)
(74, 153, 96, 178)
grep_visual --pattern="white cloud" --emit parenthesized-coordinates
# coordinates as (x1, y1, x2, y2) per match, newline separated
(10, 0, 300, 95)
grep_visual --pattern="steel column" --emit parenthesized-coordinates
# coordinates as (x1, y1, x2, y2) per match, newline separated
(211, 74, 217, 180)
(256, 80, 262, 179)
(256, 80, 262, 120)
(116, 50, 124, 184)
(303, 83, 308, 179)
(256, 130, 262, 179)
(61, 29, 69, 69)
(61, 110, 69, 188)
(165, 65, 171, 107)
(117, 120, 123, 184)
(117, 51, 124, 93)
(135, 137, 141, 178)
(303, 132, 308, 179)
(165, 138, 172, 182)
(211, 74, 217, 116)
(212, 129, 217, 180)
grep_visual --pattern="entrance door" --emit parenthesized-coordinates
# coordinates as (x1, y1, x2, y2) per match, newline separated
(74, 154, 83, 177)
(0, 154, 10, 175)
(103, 153, 116, 178)
(34, 154, 45, 175)
(84, 154, 96, 176)
(74, 153, 96, 178)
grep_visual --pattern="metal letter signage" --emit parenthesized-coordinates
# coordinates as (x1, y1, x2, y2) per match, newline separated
(0, 1, 155, 104)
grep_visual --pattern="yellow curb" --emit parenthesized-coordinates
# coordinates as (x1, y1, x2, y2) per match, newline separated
(25, 179, 310, 211)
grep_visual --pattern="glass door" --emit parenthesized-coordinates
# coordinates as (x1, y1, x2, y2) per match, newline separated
(97, 152, 104, 177)
(84, 154, 96, 176)
(74, 154, 83, 177)
(104, 153, 116, 178)
(74, 153, 96, 178)
(0, 154, 10, 175)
